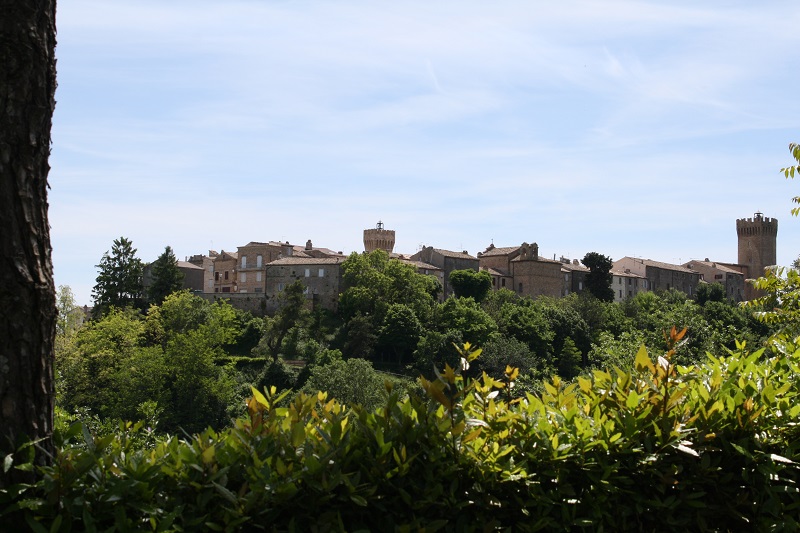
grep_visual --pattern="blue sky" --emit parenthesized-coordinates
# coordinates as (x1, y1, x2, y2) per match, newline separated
(51, 1, 800, 305)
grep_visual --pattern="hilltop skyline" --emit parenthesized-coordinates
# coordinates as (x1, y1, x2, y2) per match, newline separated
(50, 1, 800, 305)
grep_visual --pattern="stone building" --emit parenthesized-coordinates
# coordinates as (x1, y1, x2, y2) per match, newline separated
(682, 259, 746, 302)
(189, 252, 216, 293)
(235, 241, 297, 294)
(736, 212, 778, 300)
(558, 257, 589, 297)
(264, 256, 346, 313)
(478, 242, 563, 299)
(614, 257, 701, 297)
(210, 250, 238, 293)
(610, 267, 649, 303)
(410, 246, 479, 298)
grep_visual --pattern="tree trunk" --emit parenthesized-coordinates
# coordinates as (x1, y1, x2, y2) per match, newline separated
(0, 0, 57, 486)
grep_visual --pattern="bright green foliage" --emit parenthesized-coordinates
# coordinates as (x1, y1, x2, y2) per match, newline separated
(146, 245, 184, 305)
(57, 293, 243, 434)
(582, 251, 614, 302)
(91, 236, 145, 317)
(340, 250, 439, 326)
(55, 285, 83, 338)
(449, 269, 492, 302)
(435, 297, 497, 347)
(9, 339, 800, 531)
(742, 143, 800, 347)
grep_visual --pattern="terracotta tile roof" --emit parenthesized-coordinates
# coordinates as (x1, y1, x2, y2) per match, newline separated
(479, 246, 520, 257)
(640, 259, 698, 274)
(177, 261, 203, 270)
(610, 268, 647, 279)
(268, 257, 345, 266)
(433, 248, 478, 260)
(559, 261, 590, 272)
(683, 260, 743, 275)
(400, 259, 442, 271)
(482, 267, 509, 277)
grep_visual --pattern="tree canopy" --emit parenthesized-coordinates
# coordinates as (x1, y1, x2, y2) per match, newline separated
(146, 245, 184, 305)
(449, 269, 492, 302)
(92, 237, 144, 317)
(582, 252, 614, 302)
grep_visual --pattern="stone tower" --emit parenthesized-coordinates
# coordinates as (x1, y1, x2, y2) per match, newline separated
(737, 212, 777, 300)
(363, 221, 395, 253)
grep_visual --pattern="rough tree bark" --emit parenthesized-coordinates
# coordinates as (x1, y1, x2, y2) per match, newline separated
(0, 0, 58, 485)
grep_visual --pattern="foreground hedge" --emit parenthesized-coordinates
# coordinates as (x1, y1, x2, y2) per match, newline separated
(3, 336, 800, 531)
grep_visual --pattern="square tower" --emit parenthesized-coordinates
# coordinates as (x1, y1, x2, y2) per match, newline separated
(737, 212, 777, 301)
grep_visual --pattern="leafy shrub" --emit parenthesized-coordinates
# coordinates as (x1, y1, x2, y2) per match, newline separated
(4, 338, 800, 531)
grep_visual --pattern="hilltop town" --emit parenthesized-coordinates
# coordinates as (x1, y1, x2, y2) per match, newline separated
(146, 213, 778, 316)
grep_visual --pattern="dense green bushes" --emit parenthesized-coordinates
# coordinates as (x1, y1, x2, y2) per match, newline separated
(6, 338, 799, 531)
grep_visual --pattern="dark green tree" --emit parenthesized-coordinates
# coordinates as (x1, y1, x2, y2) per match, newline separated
(92, 237, 145, 317)
(581, 252, 614, 302)
(256, 280, 308, 362)
(449, 269, 492, 302)
(696, 282, 726, 306)
(147, 245, 184, 305)
(378, 304, 423, 365)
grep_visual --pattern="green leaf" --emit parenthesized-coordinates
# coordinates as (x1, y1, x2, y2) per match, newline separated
(350, 494, 368, 507)
(634, 345, 654, 373)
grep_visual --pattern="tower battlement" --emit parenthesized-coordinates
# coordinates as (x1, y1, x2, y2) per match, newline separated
(363, 221, 395, 253)
(736, 212, 777, 300)
(736, 214, 778, 237)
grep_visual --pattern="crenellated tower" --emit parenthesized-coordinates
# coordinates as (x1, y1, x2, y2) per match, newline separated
(737, 212, 777, 300)
(363, 221, 395, 253)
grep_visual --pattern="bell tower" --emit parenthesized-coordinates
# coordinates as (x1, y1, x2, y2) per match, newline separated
(736, 212, 777, 300)
(363, 221, 395, 253)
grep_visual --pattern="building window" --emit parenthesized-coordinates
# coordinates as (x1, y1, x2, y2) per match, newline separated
(257, 255, 263, 268)
(619, 290, 622, 299)
(277, 283, 284, 292)
(241, 256, 247, 268)
(215, 272, 220, 281)
(215, 288, 219, 293)
(501, 278, 506, 287)
(628, 278, 632, 285)
(628, 290, 632, 297)
(318, 268, 325, 277)
(254, 287, 263, 293)
(578, 282, 583, 290)
(224, 271, 229, 280)
(208, 280, 213, 288)
(256, 272, 262, 282)
(241, 272, 247, 283)
(222, 287, 230, 293)
(305, 268, 310, 277)
(618, 278, 622, 285)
